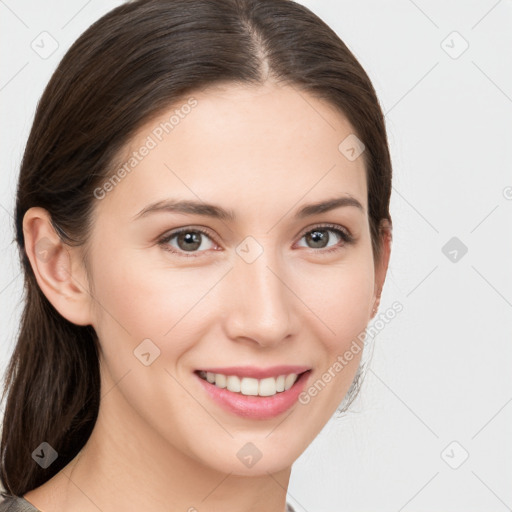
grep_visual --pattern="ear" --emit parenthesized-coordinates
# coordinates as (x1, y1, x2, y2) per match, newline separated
(370, 218, 392, 319)
(23, 207, 94, 326)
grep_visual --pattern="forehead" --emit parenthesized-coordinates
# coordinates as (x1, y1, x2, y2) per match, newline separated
(96, 82, 368, 222)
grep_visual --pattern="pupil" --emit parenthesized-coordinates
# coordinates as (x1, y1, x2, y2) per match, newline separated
(178, 231, 201, 251)
(307, 230, 328, 248)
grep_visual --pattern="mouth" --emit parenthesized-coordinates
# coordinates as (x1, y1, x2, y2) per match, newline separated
(194, 367, 312, 420)
(195, 369, 310, 397)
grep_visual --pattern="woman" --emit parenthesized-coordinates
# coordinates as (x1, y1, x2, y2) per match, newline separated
(0, 0, 392, 510)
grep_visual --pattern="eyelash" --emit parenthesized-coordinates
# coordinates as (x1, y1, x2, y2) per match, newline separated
(157, 223, 355, 258)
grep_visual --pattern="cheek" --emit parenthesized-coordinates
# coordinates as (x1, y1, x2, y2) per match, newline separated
(294, 256, 375, 351)
(89, 249, 225, 358)
(293, 256, 373, 402)
(293, 259, 374, 423)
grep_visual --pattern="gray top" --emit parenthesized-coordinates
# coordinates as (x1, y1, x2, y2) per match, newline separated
(0, 493, 40, 511)
(0, 492, 296, 511)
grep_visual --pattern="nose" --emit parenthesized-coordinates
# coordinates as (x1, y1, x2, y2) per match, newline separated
(222, 245, 298, 348)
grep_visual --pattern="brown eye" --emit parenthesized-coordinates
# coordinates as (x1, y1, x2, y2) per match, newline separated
(296, 224, 354, 252)
(304, 229, 330, 249)
(176, 231, 202, 251)
(158, 228, 216, 256)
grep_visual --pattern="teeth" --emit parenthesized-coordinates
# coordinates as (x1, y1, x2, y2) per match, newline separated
(259, 377, 278, 396)
(215, 373, 227, 388)
(226, 375, 241, 393)
(284, 374, 297, 391)
(198, 371, 301, 396)
(240, 377, 259, 396)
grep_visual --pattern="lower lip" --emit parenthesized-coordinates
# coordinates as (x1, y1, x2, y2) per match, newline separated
(195, 371, 311, 420)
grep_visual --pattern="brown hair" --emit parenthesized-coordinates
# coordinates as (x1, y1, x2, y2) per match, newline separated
(0, 0, 392, 496)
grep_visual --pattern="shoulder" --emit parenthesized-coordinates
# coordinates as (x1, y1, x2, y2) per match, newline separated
(0, 492, 41, 512)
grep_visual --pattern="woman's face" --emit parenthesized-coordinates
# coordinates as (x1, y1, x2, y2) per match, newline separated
(83, 82, 385, 475)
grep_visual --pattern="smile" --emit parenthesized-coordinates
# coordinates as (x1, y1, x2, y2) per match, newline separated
(194, 366, 312, 420)
(197, 370, 301, 397)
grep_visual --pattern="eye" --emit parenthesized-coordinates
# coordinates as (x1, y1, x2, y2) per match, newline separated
(157, 227, 217, 257)
(157, 223, 354, 258)
(295, 224, 354, 253)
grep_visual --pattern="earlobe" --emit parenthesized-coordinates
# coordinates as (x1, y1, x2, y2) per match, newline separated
(23, 207, 93, 326)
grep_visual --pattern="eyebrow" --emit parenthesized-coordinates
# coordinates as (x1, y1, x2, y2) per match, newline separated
(132, 195, 364, 221)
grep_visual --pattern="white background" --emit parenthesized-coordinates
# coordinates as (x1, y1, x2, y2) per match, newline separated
(1, 1, 511, 511)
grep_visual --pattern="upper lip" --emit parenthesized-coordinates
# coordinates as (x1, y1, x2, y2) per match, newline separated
(196, 365, 311, 379)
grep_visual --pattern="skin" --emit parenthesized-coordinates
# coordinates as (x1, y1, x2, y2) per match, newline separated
(22, 81, 391, 512)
